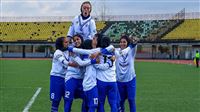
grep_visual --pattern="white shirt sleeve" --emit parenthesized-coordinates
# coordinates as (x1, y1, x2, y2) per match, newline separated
(105, 45, 115, 52)
(94, 63, 110, 70)
(132, 45, 137, 58)
(67, 19, 75, 38)
(72, 56, 91, 66)
(73, 48, 101, 55)
(88, 19, 97, 39)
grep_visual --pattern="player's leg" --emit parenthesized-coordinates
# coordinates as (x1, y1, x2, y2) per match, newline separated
(196, 58, 199, 68)
(85, 86, 98, 112)
(116, 87, 121, 112)
(117, 81, 127, 112)
(74, 79, 88, 112)
(107, 82, 118, 112)
(97, 79, 107, 112)
(127, 78, 136, 112)
(64, 78, 77, 112)
(50, 76, 65, 112)
(61, 78, 66, 111)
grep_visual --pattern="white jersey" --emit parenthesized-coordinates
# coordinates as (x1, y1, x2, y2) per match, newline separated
(83, 57, 112, 91)
(65, 54, 91, 81)
(95, 55, 116, 82)
(115, 45, 137, 82)
(50, 50, 69, 78)
(67, 15, 97, 40)
(82, 58, 97, 91)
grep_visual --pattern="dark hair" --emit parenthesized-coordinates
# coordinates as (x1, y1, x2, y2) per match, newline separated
(96, 33, 104, 48)
(120, 35, 131, 47)
(80, 1, 92, 13)
(55, 37, 65, 51)
(83, 39, 93, 49)
(101, 36, 110, 48)
(73, 34, 84, 48)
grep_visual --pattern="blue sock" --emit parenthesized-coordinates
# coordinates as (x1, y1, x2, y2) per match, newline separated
(128, 99, 136, 112)
(64, 99, 73, 112)
(89, 107, 96, 112)
(51, 101, 59, 112)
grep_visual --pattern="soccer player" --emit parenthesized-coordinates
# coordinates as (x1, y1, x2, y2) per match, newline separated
(195, 50, 199, 68)
(94, 36, 118, 112)
(50, 37, 77, 112)
(67, 34, 119, 112)
(115, 35, 139, 112)
(81, 39, 99, 112)
(64, 34, 98, 112)
(67, 1, 97, 40)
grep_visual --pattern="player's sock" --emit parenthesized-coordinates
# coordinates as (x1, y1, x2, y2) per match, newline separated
(119, 100, 125, 112)
(97, 103, 105, 112)
(128, 99, 136, 112)
(64, 99, 73, 112)
(81, 99, 88, 112)
(88, 107, 96, 112)
(51, 101, 59, 112)
(110, 103, 118, 112)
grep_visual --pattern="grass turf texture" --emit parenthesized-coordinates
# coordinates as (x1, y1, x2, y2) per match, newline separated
(0, 60, 199, 112)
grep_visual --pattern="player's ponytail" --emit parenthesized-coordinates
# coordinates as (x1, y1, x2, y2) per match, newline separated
(55, 37, 65, 51)
(101, 36, 110, 48)
(83, 39, 93, 49)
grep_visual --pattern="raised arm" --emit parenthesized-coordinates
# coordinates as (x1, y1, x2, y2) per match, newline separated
(68, 45, 114, 55)
(72, 55, 98, 66)
(72, 48, 100, 55)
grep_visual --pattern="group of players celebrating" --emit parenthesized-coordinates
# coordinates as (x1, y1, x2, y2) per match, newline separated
(50, 1, 139, 112)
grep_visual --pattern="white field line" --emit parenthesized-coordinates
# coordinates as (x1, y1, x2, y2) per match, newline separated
(22, 87, 42, 112)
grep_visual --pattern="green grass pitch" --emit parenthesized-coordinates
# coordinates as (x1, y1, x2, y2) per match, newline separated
(0, 59, 199, 112)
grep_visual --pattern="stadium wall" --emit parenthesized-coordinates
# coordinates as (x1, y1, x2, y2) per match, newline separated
(0, 42, 199, 59)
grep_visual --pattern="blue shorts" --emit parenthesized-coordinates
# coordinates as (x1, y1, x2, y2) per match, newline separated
(64, 78, 84, 100)
(84, 86, 98, 108)
(117, 77, 136, 101)
(50, 75, 65, 101)
(97, 80, 119, 105)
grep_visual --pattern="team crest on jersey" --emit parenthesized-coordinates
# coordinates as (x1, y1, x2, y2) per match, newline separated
(76, 21, 79, 24)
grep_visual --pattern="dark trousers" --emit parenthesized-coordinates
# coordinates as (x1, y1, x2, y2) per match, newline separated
(196, 58, 199, 68)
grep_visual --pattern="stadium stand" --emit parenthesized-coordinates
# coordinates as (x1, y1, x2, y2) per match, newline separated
(0, 21, 108, 42)
(0, 22, 71, 42)
(96, 21, 106, 32)
(0, 19, 199, 42)
(101, 20, 173, 41)
(162, 19, 200, 40)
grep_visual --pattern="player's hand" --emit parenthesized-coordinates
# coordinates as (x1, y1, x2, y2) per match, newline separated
(96, 57, 100, 64)
(110, 56, 115, 61)
(131, 37, 140, 43)
(90, 52, 100, 59)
